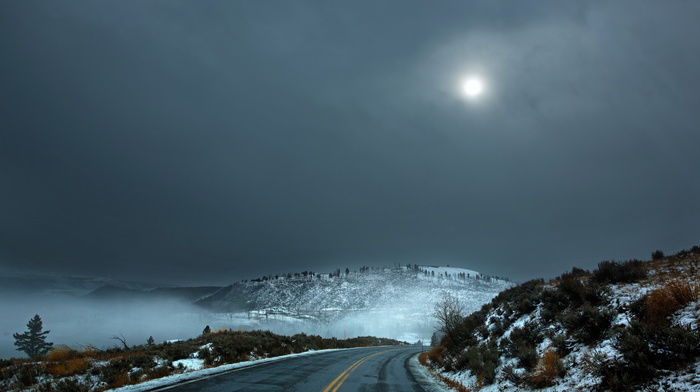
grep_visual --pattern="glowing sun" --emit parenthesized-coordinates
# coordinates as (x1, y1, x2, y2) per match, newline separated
(462, 77, 484, 98)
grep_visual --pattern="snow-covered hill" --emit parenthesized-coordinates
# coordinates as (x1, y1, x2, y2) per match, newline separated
(200, 265, 508, 314)
(196, 265, 513, 343)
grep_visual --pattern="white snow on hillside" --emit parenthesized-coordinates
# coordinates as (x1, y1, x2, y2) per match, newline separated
(198, 265, 513, 343)
(423, 254, 700, 392)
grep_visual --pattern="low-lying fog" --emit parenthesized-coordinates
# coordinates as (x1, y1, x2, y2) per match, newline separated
(1, 293, 435, 359)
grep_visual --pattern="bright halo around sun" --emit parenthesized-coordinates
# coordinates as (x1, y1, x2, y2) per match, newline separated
(461, 77, 484, 98)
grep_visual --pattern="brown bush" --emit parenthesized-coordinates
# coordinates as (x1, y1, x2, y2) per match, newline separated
(666, 279, 700, 304)
(44, 346, 89, 377)
(646, 280, 699, 325)
(108, 371, 131, 389)
(45, 357, 89, 377)
(46, 346, 81, 362)
(418, 352, 429, 366)
(422, 345, 448, 368)
(438, 374, 471, 392)
(528, 350, 565, 388)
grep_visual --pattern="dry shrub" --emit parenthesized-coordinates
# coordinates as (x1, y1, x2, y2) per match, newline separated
(45, 346, 89, 377)
(646, 280, 699, 325)
(592, 260, 647, 284)
(418, 348, 471, 391)
(46, 346, 80, 362)
(438, 374, 471, 392)
(646, 290, 676, 325)
(107, 371, 131, 389)
(580, 349, 607, 377)
(423, 345, 448, 367)
(528, 350, 565, 388)
(80, 347, 101, 359)
(146, 366, 172, 380)
(418, 352, 429, 366)
(45, 358, 89, 377)
(666, 279, 700, 304)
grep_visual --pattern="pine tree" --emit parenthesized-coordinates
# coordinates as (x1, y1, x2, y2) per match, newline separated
(430, 331, 441, 346)
(13, 314, 53, 358)
(202, 325, 211, 335)
(146, 336, 155, 347)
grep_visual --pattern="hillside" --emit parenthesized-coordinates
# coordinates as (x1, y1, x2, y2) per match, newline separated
(420, 247, 700, 391)
(196, 265, 513, 342)
(198, 265, 508, 313)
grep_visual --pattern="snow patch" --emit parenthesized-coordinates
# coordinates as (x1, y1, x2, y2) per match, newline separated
(172, 358, 205, 372)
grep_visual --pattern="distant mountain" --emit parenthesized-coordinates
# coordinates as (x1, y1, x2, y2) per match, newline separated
(196, 265, 513, 322)
(0, 273, 222, 303)
(85, 284, 152, 300)
(148, 286, 223, 302)
(0, 273, 155, 297)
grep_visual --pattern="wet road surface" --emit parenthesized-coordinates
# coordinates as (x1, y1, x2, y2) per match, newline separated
(155, 346, 427, 392)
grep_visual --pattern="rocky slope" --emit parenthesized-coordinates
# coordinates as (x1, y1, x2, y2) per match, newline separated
(420, 247, 700, 391)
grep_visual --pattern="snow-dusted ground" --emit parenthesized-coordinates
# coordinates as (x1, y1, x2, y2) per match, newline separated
(423, 255, 700, 391)
(408, 354, 453, 392)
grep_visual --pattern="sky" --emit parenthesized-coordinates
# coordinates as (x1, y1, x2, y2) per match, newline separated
(1, 0, 699, 286)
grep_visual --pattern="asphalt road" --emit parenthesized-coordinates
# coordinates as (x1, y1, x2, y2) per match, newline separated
(155, 346, 428, 392)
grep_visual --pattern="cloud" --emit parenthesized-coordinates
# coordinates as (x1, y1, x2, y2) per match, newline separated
(1, 1, 699, 285)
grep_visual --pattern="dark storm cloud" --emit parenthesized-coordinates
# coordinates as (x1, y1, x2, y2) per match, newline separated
(1, 1, 699, 285)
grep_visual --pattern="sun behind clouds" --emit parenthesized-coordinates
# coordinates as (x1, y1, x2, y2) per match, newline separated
(461, 76, 485, 98)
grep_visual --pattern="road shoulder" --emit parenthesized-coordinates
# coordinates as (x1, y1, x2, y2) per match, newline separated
(407, 352, 454, 392)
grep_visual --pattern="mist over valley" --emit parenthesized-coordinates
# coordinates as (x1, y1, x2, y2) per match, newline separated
(0, 265, 511, 359)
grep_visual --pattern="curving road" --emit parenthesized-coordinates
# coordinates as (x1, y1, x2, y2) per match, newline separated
(153, 346, 428, 392)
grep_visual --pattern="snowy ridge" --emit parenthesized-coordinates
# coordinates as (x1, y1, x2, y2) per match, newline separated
(196, 265, 513, 343)
(198, 265, 511, 315)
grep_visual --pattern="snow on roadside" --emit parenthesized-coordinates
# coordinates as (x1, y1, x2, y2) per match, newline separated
(106, 349, 346, 392)
(408, 354, 453, 392)
(108, 348, 449, 392)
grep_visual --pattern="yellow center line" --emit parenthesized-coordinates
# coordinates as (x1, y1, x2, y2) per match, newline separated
(321, 349, 399, 392)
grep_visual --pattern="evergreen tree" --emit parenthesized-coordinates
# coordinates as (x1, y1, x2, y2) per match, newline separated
(146, 336, 155, 347)
(430, 331, 442, 347)
(203, 325, 211, 335)
(13, 314, 53, 358)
